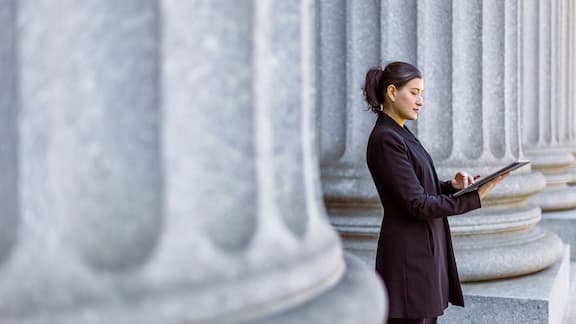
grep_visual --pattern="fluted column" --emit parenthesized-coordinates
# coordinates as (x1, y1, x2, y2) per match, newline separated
(418, 0, 562, 281)
(0, 1, 386, 322)
(569, 0, 576, 166)
(0, 0, 18, 266)
(319, 0, 563, 282)
(522, 0, 576, 211)
(416, 0, 452, 148)
(534, 0, 576, 262)
(159, 1, 358, 321)
(319, 0, 383, 263)
(319, 0, 428, 265)
(4, 0, 164, 319)
(555, 0, 576, 183)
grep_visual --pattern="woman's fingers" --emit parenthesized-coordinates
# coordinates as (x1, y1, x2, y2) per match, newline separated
(455, 171, 499, 190)
(478, 174, 510, 199)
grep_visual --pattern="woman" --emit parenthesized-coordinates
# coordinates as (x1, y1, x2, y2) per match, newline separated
(364, 62, 506, 324)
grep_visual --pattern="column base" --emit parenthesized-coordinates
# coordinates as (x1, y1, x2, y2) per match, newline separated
(253, 253, 387, 324)
(329, 205, 382, 268)
(10, 254, 387, 324)
(561, 261, 576, 323)
(453, 226, 564, 281)
(540, 209, 576, 260)
(529, 186, 576, 211)
(441, 245, 570, 324)
(338, 233, 378, 268)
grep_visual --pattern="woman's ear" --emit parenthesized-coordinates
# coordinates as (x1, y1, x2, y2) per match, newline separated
(386, 84, 396, 103)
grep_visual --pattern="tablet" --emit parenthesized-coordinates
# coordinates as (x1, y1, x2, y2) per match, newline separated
(452, 160, 530, 197)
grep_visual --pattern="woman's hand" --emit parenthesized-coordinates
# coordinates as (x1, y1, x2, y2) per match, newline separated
(451, 171, 480, 190)
(477, 172, 510, 200)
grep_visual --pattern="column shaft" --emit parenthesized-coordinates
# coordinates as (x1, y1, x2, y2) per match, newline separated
(415, 0, 452, 153)
(523, 0, 576, 211)
(0, 0, 18, 265)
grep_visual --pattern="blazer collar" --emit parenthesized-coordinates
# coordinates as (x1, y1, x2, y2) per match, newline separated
(376, 113, 418, 141)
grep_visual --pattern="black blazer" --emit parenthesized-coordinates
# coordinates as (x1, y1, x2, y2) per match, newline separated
(367, 113, 481, 319)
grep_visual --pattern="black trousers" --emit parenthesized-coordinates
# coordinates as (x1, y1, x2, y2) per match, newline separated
(388, 317, 437, 324)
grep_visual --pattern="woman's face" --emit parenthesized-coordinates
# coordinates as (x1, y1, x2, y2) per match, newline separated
(388, 78, 424, 122)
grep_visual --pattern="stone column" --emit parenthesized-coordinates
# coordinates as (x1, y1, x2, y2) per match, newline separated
(424, 0, 562, 282)
(523, 0, 576, 211)
(4, 0, 165, 320)
(568, 0, 576, 166)
(318, 0, 383, 263)
(0, 1, 386, 323)
(320, 0, 563, 282)
(0, 0, 18, 265)
(553, 0, 576, 176)
(533, 0, 576, 261)
(441, 1, 571, 321)
(319, 0, 439, 266)
(566, 0, 576, 184)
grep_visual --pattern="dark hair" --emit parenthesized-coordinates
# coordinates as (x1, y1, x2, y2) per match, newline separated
(362, 61, 422, 115)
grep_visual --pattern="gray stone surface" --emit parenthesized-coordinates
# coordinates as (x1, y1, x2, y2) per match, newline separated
(522, 0, 576, 214)
(434, 0, 562, 283)
(318, 0, 387, 270)
(527, 151, 576, 211)
(0, 0, 18, 266)
(441, 246, 570, 324)
(452, 227, 564, 281)
(0, 0, 387, 323)
(414, 0, 452, 143)
(562, 261, 576, 323)
(251, 254, 387, 324)
(3, 254, 385, 324)
(319, 0, 381, 203)
(541, 209, 576, 260)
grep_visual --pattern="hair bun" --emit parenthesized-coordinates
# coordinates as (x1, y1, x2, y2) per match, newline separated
(362, 62, 422, 116)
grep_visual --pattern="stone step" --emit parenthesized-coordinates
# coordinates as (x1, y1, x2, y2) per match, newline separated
(562, 261, 576, 324)
(441, 245, 570, 324)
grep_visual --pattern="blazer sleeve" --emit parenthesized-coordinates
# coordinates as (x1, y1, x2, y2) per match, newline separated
(440, 180, 458, 194)
(367, 132, 481, 220)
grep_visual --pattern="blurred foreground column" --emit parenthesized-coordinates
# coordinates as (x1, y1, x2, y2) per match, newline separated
(160, 0, 385, 323)
(0, 1, 386, 323)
